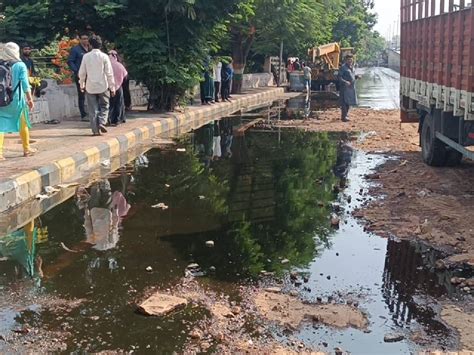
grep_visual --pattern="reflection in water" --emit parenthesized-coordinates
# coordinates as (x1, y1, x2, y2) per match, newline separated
(382, 239, 456, 343)
(0, 219, 46, 282)
(78, 180, 130, 252)
(0, 125, 465, 352)
(169, 126, 341, 279)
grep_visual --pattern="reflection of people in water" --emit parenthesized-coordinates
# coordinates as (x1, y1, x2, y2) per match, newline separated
(304, 92, 311, 120)
(212, 120, 222, 160)
(195, 118, 234, 164)
(0, 219, 45, 282)
(78, 180, 130, 251)
(220, 118, 234, 158)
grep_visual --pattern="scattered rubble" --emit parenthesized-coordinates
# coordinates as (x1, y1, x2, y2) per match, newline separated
(253, 291, 367, 330)
(384, 333, 405, 343)
(137, 293, 188, 316)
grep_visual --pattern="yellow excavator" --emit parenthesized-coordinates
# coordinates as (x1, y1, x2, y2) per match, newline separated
(307, 43, 355, 90)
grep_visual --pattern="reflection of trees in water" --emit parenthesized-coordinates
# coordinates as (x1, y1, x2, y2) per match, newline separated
(382, 239, 454, 345)
(30, 130, 341, 283)
(167, 130, 341, 279)
(131, 149, 229, 218)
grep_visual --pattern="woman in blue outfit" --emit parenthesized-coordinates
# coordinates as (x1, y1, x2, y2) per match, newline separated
(0, 42, 35, 160)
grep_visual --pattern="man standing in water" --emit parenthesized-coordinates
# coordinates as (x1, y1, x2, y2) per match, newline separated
(338, 55, 358, 122)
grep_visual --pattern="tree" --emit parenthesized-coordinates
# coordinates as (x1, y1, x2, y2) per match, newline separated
(228, 0, 343, 93)
(357, 31, 386, 65)
(0, 0, 126, 47)
(332, 0, 377, 55)
(119, 0, 239, 111)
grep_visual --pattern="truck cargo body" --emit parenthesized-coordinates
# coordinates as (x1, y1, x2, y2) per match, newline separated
(400, 0, 474, 166)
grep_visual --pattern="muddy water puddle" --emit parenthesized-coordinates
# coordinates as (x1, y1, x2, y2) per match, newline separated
(0, 123, 468, 353)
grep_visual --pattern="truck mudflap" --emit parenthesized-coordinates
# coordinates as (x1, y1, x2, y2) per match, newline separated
(400, 107, 419, 123)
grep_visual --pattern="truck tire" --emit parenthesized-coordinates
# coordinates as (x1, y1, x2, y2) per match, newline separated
(445, 148, 463, 166)
(421, 113, 446, 166)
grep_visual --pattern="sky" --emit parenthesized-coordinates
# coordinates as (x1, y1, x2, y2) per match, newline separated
(373, 0, 400, 39)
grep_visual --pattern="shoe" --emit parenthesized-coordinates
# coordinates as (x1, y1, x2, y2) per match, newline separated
(92, 133, 101, 136)
(99, 125, 108, 133)
(23, 148, 38, 157)
(342, 118, 351, 122)
(81, 115, 89, 122)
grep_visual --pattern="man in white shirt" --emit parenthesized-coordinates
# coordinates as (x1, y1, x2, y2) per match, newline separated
(213, 61, 222, 102)
(79, 35, 115, 136)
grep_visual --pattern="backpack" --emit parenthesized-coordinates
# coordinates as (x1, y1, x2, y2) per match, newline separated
(0, 61, 20, 107)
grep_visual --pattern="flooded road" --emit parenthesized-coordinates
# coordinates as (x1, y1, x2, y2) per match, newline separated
(0, 109, 468, 353)
(356, 67, 400, 110)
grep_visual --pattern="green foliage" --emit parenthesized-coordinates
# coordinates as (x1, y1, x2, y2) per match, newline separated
(357, 31, 386, 64)
(0, 0, 126, 47)
(252, 0, 329, 58)
(117, 0, 240, 110)
(0, 0, 385, 106)
(331, 0, 380, 62)
(0, 1, 51, 47)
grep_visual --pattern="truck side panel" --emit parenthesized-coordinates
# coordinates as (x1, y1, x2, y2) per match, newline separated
(401, 1, 474, 122)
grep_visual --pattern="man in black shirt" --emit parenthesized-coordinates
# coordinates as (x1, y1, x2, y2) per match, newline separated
(20, 43, 36, 77)
(67, 32, 90, 121)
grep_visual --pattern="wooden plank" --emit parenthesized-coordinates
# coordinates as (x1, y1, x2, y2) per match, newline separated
(444, 12, 454, 88)
(454, 10, 463, 90)
(235, 118, 264, 136)
(467, 7, 474, 92)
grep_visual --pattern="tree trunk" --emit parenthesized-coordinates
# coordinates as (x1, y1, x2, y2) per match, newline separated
(232, 63, 245, 94)
(230, 26, 255, 94)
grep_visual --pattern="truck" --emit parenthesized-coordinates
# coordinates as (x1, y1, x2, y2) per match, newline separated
(400, 0, 474, 166)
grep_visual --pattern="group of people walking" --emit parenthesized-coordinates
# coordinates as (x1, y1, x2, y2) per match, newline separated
(200, 58, 234, 105)
(68, 33, 130, 135)
(0, 33, 131, 161)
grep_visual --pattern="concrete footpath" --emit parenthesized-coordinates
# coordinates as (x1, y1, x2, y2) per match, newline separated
(0, 87, 284, 212)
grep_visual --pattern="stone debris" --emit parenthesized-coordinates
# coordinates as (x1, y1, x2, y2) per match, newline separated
(151, 203, 169, 210)
(264, 287, 282, 294)
(100, 159, 111, 167)
(254, 291, 368, 330)
(137, 293, 188, 316)
(44, 186, 61, 194)
(383, 333, 405, 343)
(331, 215, 340, 228)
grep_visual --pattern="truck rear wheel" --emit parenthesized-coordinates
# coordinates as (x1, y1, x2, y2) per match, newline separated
(445, 148, 463, 166)
(421, 113, 447, 166)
